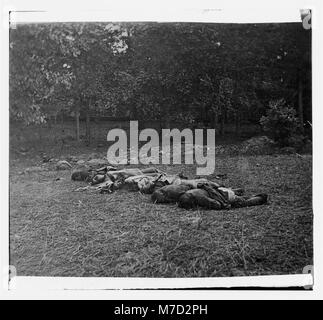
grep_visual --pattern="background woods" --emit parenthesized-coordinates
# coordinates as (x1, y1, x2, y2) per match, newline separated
(9, 22, 311, 148)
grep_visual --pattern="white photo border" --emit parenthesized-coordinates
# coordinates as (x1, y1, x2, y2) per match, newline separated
(1, 0, 322, 300)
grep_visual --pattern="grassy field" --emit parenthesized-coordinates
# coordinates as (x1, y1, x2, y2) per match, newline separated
(9, 140, 312, 278)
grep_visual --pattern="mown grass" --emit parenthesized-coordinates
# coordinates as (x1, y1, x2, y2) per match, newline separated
(9, 144, 312, 277)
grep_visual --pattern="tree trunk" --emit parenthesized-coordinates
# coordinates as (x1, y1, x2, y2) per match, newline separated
(85, 111, 91, 145)
(202, 105, 208, 127)
(235, 112, 241, 136)
(233, 75, 241, 136)
(213, 112, 218, 129)
(164, 118, 171, 129)
(163, 104, 171, 129)
(132, 104, 138, 120)
(47, 118, 52, 129)
(213, 105, 219, 134)
(220, 105, 225, 136)
(75, 108, 80, 142)
(38, 125, 43, 142)
(298, 75, 304, 133)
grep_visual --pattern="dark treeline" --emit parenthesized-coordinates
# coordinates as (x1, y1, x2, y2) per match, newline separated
(9, 22, 311, 143)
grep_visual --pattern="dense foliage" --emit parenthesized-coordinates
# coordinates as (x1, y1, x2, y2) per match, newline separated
(260, 99, 303, 147)
(9, 22, 311, 141)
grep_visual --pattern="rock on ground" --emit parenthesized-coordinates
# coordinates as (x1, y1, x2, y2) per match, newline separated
(56, 160, 72, 170)
(76, 160, 86, 165)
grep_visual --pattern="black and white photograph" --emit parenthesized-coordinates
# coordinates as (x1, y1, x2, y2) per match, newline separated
(1, 0, 322, 299)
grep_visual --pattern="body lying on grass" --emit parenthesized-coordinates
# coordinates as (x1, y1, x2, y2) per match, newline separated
(152, 183, 267, 210)
(71, 166, 268, 209)
(72, 166, 186, 193)
(71, 165, 117, 182)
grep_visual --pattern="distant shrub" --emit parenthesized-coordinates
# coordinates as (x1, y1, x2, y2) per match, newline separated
(260, 99, 304, 148)
(240, 135, 276, 155)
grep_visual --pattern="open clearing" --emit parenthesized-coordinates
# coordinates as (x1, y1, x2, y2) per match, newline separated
(9, 146, 312, 278)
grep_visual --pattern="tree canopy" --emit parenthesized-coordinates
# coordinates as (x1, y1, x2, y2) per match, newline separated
(9, 21, 311, 136)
